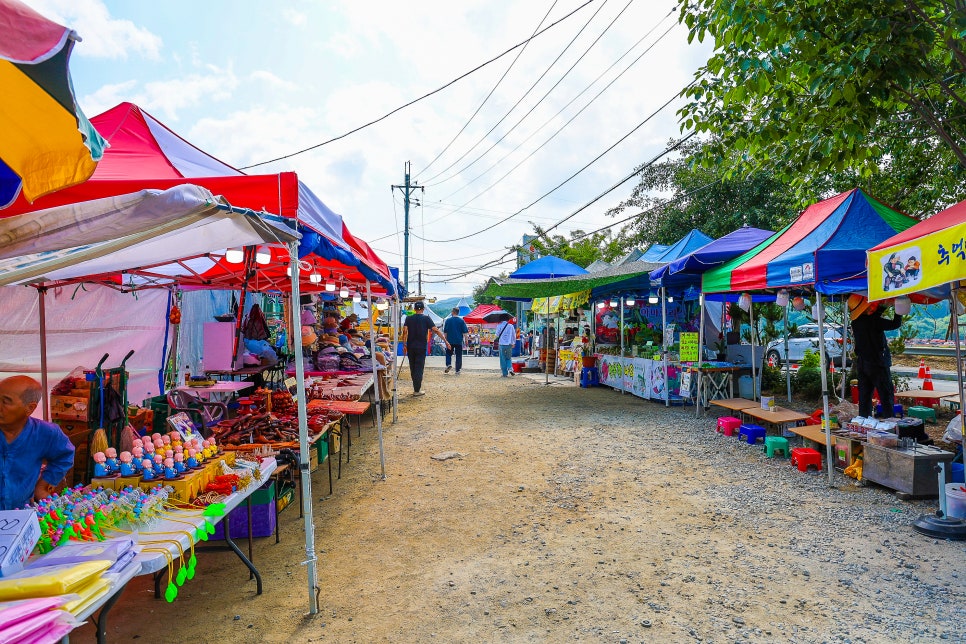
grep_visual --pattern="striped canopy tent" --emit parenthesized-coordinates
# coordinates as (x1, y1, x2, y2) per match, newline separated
(702, 189, 918, 295)
(650, 226, 774, 293)
(0, 102, 395, 294)
(0, 0, 107, 207)
(590, 229, 712, 298)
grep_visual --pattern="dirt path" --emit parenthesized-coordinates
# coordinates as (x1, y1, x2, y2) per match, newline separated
(79, 365, 965, 643)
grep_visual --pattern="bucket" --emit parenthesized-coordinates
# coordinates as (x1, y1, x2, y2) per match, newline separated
(581, 355, 597, 368)
(945, 483, 966, 519)
(952, 462, 965, 484)
(511, 361, 523, 373)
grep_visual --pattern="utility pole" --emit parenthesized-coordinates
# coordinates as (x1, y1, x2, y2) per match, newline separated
(391, 161, 423, 293)
(418, 270, 422, 296)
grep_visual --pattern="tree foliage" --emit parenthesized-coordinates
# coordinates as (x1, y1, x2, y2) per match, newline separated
(510, 226, 624, 268)
(676, 0, 966, 210)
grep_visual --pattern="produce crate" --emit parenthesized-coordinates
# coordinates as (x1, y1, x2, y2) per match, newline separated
(276, 483, 295, 513)
(50, 395, 92, 422)
(315, 436, 329, 463)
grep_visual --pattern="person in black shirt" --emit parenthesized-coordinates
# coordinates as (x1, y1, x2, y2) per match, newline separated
(401, 301, 450, 396)
(849, 295, 903, 417)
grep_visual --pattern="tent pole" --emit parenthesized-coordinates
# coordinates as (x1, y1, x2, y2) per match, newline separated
(840, 296, 850, 401)
(545, 298, 550, 386)
(391, 296, 399, 424)
(662, 288, 669, 407)
(749, 301, 757, 401)
(289, 242, 318, 615)
(951, 288, 965, 448)
(784, 301, 792, 402)
(816, 294, 834, 487)
(366, 282, 387, 478)
(696, 292, 705, 417)
(619, 296, 625, 395)
(38, 287, 50, 422)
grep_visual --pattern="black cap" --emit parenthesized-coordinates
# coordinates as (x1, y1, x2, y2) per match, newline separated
(414, 301, 425, 310)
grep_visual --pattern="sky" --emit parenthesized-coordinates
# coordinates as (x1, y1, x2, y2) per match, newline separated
(31, 0, 711, 299)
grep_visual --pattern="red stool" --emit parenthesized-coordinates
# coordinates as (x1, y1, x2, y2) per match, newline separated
(717, 416, 741, 436)
(791, 447, 822, 472)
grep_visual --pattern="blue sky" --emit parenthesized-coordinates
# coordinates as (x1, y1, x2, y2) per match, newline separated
(31, 0, 710, 297)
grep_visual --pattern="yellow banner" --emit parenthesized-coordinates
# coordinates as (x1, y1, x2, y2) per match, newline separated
(867, 225, 966, 300)
(532, 290, 590, 314)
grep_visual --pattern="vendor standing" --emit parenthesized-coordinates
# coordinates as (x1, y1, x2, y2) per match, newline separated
(849, 295, 903, 417)
(0, 376, 74, 510)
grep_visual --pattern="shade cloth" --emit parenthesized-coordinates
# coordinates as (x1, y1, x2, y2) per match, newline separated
(487, 260, 661, 299)
(509, 255, 588, 279)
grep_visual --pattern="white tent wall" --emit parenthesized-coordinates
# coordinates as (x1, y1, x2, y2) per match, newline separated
(0, 285, 170, 407)
(175, 290, 236, 378)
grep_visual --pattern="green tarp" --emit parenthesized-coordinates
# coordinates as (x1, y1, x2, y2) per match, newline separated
(485, 260, 661, 299)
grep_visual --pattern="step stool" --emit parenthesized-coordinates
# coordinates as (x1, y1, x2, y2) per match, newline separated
(791, 447, 822, 472)
(875, 403, 904, 418)
(763, 436, 789, 458)
(580, 367, 599, 388)
(717, 416, 741, 436)
(906, 405, 937, 423)
(738, 424, 767, 445)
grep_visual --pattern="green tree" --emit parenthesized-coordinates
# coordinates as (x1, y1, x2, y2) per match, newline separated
(510, 226, 624, 268)
(472, 273, 506, 305)
(677, 0, 966, 210)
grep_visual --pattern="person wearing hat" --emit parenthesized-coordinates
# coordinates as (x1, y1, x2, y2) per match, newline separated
(400, 301, 450, 396)
(849, 294, 903, 417)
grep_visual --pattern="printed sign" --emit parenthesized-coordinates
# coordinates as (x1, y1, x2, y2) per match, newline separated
(679, 332, 699, 362)
(868, 244, 926, 300)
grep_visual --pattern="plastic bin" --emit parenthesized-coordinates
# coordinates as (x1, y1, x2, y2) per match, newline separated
(511, 361, 523, 373)
(952, 462, 964, 484)
(945, 483, 966, 519)
(738, 375, 759, 399)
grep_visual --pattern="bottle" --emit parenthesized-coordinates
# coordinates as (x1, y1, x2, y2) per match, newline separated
(183, 365, 190, 385)
(196, 357, 205, 378)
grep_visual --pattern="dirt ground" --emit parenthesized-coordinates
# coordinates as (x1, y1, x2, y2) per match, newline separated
(77, 364, 965, 643)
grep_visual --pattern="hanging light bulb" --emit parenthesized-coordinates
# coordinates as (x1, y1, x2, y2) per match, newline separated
(255, 245, 271, 265)
(596, 301, 606, 309)
(286, 266, 292, 277)
(776, 289, 790, 307)
(667, 295, 674, 303)
(625, 297, 636, 306)
(224, 248, 244, 264)
(339, 286, 349, 299)
(352, 293, 362, 303)
(324, 272, 336, 292)
(309, 270, 322, 284)
(609, 298, 619, 307)
(648, 293, 659, 304)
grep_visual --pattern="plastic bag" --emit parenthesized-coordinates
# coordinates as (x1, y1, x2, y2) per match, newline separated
(51, 366, 87, 396)
(943, 413, 963, 444)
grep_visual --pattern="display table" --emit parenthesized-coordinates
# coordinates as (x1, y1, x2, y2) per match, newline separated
(741, 406, 810, 431)
(175, 381, 253, 400)
(686, 365, 740, 412)
(894, 389, 956, 405)
(135, 458, 277, 598)
(63, 548, 142, 644)
(709, 397, 759, 413)
(862, 443, 954, 498)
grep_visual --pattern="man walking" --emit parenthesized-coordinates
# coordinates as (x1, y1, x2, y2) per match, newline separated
(442, 307, 468, 375)
(495, 313, 517, 377)
(401, 301, 450, 396)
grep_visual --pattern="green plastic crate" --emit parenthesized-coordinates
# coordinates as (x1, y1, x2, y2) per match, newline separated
(315, 436, 329, 463)
(143, 394, 170, 434)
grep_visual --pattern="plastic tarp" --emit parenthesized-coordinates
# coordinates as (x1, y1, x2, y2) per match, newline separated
(702, 189, 918, 294)
(0, 102, 395, 293)
(867, 198, 966, 302)
(645, 229, 713, 264)
(0, 284, 169, 405)
(0, 185, 299, 287)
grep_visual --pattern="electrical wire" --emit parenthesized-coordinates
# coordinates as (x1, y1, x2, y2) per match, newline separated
(417, 0, 559, 178)
(239, 1, 594, 170)
(417, 0, 613, 184)
(415, 85, 693, 244)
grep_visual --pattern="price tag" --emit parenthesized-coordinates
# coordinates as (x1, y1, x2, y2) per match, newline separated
(680, 332, 699, 362)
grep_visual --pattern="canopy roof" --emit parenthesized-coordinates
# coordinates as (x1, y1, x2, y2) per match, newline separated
(455, 298, 473, 317)
(487, 260, 662, 299)
(652, 226, 774, 281)
(464, 304, 511, 324)
(646, 229, 714, 264)
(866, 198, 966, 301)
(0, 185, 299, 287)
(0, 0, 107, 207)
(0, 102, 394, 293)
(703, 189, 918, 294)
(510, 255, 587, 279)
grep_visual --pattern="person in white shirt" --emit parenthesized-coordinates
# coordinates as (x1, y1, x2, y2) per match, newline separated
(494, 314, 517, 377)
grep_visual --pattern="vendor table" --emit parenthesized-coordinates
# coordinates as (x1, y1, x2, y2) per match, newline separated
(862, 443, 955, 498)
(894, 389, 956, 403)
(175, 381, 253, 400)
(942, 393, 961, 411)
(206, 365, 270, 381)
(741, 406, 810, 432)
(136, 458, 276, 599)
(709, 398, 759, 413)
(688, 366, 739, 412)
(66, 549, 142, 644)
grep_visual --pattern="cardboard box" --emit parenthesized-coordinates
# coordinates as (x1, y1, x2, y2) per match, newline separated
(50, 395, 91, 422)
(0, 510, 41, 577)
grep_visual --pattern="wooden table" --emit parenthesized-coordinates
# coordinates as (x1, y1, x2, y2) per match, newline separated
(687, 366, 741, 414)
(709, 398, 759, 413)
(742, 406, 811, 431)
(895, 389, 956, 403)
(942, 393, 961, 411)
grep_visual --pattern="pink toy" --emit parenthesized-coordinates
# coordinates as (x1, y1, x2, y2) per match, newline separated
(151, 432, 162, 442)
(153, 438, 164, 450)
(119, 451, 135, 476)
(92, 452, 108, 477)
(174, 444, 184, 455)
(164, 449, 174, 459)
(142, 440, 155, 454)
(161, 434, 171, 445)
(142, 459, 156, 479)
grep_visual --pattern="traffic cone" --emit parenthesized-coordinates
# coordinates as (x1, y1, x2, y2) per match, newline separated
(918, 358, 926, 379)
(923, 366, 934, 391)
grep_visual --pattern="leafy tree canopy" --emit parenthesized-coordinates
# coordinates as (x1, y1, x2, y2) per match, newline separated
(510, 226, 624, 268)
(676, 0, 966, 211)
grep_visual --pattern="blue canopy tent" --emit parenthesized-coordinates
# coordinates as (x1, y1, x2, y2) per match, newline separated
(455, 298, 473, 317)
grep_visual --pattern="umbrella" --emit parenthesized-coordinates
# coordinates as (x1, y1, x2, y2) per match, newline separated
(481, 309, 513, 323)
(0, 0, 107, 207)
(510, 255, 587, 279)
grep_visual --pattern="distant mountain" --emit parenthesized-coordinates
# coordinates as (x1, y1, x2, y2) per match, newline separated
(430, 296, 471, 317)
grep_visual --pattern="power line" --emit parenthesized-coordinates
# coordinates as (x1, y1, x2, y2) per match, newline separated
(417, 0, 612, 184)
(238, 1, 594, 170)
(415, 84, 692, 244)
(416, 0, 559, 178)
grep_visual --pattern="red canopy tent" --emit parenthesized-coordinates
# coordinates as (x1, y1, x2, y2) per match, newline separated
(464, 304, 514, 324)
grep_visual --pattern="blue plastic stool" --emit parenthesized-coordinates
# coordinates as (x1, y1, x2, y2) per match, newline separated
(875, 403, 904, 418)
(580, 367, 599, 388)
(739, 424, 767, 445)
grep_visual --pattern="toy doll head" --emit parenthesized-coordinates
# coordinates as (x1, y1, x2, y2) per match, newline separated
(164, 449, 173, 459)
(120, 451, 132, 463)
(174, 452, 184, 463)
(141, 459, 153, 470)
(153, 438, 164, 450)
(164, 457, 174, 468)
(174, 444, 183, 455)
(153, 454, 163, 464)
(93, 452, 106, 463)
(106, 447, 117, 458)
(132, 438, 143, 449)
(132, 446, 143, 459)
(142, 440, 155, 453)
(161, 434, 171, 445)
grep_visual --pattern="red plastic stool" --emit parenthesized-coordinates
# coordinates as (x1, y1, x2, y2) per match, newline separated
(717, 416, 741, 436)
(791, 447, 822, 472)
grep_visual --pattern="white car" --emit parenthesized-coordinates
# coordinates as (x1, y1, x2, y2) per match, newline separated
(764, 323, 848, 366)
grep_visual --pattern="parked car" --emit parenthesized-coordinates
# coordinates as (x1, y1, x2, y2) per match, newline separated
(764, 323, 849, 366)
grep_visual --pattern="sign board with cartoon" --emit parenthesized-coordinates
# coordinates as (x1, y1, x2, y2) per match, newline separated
(594, 301, 699, 346)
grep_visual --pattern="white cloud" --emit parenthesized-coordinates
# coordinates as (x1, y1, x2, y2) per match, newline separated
(282, 8, 307, 27)
(250, 70, 297, 91)
(29, 0, 163, 60)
